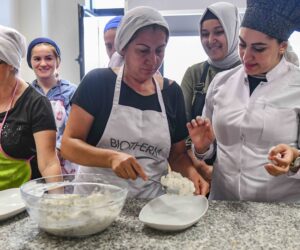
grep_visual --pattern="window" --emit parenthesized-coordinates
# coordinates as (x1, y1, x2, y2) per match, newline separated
(84, 16, 115, 73)
(164, 36, 205, 84)
(91, 0, 124, 9)
(82, 2, 124, 75)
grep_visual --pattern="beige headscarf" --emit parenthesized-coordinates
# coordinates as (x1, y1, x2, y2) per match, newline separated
(0, 25, 26, 70)
(114, 6, 169, 54)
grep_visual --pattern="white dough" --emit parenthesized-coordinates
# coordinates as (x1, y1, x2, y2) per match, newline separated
(160, 171, 195, 195)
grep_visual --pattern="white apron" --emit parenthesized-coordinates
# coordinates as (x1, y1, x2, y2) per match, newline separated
(50, 84, 78, 175)
(79, 65, 171, 198)
(50, 99, 66, 129)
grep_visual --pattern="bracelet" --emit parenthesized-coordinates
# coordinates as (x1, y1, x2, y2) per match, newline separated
(191, 143, 213, 160)
(289, 150, 300, 173)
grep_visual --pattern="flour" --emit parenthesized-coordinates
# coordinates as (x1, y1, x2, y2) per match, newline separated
(160, 171, 195, 195)
(37, 192, 122, 237)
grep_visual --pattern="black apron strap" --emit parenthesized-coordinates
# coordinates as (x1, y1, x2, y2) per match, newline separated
(191, 61, 210, 119)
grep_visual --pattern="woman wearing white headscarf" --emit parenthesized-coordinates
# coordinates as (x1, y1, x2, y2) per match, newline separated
(0, 25, 61, 190)
(61, 6, 209, 199)
(181, 2, 241, 122)
(181, 2, 241, 182)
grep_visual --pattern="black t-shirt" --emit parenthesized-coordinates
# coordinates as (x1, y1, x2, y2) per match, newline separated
(248, 75, 267, 95)
(71, 68, 188, 146)
(0, 85, 56, 179)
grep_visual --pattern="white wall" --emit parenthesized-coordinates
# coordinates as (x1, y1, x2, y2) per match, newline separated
(126, 0, 246, 36)
(0, 0, 20, 28)
(0, 0, 85, 85)
(127, 0, 246, 11)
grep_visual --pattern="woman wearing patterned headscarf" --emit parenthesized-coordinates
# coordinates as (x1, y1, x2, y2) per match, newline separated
(188, 0, 300, 202)
(181, 2, 241, 183)
(0, 25, 61, 190)
(61, 6, 209, 199)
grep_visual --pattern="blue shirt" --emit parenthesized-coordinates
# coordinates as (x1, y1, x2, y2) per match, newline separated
(31, 79, 77, 149)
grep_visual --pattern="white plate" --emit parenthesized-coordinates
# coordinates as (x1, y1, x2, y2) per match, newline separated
(139, 194, 208, 231)
(0, 188, 26, 221)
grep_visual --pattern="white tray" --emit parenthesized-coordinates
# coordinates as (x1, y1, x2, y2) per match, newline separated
(139, 194, 208, 231)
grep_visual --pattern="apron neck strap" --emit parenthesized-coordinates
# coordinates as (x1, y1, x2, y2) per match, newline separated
(113, 64, 124, 105)
(114, 66, 166, 115)
(153, 76, 166, 116)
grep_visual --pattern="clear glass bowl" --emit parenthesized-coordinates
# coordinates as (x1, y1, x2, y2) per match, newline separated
(20, 174, 128, 237)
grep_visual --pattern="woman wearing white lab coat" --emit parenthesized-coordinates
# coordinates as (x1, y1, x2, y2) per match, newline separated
(187, 0, 300, 202)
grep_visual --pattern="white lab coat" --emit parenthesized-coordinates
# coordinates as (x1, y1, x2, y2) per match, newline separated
(204, 58, 300, 202)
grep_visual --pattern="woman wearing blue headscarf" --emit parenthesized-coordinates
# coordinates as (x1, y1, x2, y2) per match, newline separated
(27, 37, 77, 174)
(104, 16, 122, 59)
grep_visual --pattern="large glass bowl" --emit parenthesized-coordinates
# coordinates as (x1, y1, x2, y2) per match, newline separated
(20, 173, 128, 237)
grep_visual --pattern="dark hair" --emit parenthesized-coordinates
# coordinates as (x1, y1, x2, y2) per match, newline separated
(124, 24, 169, 50)
(201, 10, 218, 25)
(276, 38, 285, 44)
(0, 60, 19, 74)
(264, 33, 286, 44)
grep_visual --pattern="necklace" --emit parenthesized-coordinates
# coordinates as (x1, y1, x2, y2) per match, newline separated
(0, 80, 19, 115)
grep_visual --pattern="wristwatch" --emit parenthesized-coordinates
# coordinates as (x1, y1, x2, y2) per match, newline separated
(290, 156, 300, 173)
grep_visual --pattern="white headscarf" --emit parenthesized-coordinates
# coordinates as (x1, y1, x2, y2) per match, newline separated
(108, 51, 124, 68)
(200, 2, 240, 69)
(115, 6, 169, 54)
(285, 41, 299, 67)
(0, 25, 26, 70)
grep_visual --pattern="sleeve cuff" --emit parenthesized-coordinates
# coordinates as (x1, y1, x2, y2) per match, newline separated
(287, 168, 300, 178)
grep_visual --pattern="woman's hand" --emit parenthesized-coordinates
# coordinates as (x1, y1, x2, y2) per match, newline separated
(169, 141, 210, 196)
(185, 166, 210, 196)
(264, 144, 298, 176)
(110, 151, 148, 181)
(186, 116, 215, 154)
(187, 149, 212, 183)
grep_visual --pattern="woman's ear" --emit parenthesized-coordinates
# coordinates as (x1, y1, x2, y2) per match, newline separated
(279, 41, 288, 55)
(120, 48, 126, 57)
(8, 64, 16, 74)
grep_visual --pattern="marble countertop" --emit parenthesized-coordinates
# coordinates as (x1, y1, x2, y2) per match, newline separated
(1, 199, 300, 250)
